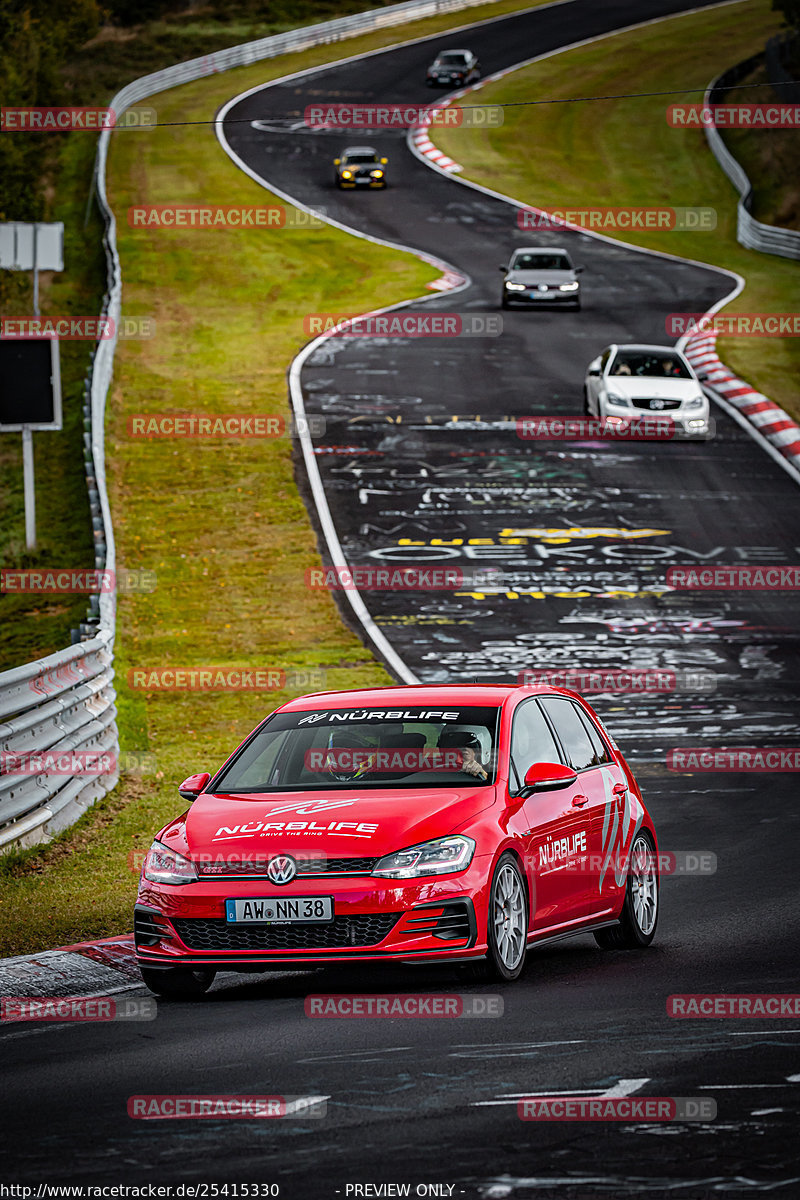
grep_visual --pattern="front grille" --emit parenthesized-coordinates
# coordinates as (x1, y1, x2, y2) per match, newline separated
(196, 856, 377, 879)
(173, 913, 400, 952)
(631, 397, 682, 411)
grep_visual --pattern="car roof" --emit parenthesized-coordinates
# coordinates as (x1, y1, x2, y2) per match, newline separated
(513, 246, 569, 256)
(609, 343, 687, 355)
(275, 683, 588, 712)
(342, 145, 378, 155)
(437, 48, 471, 54)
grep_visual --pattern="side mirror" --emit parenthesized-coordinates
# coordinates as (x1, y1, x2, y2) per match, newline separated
(522, 762, 578, 794)
(333, 158, 340, 165)
(178, 771, 211, 802)
(587, 365, 601, 376)
(499, 264, 508, 272)
(380, 157, 388, 164)
(574, 265, 585, 274)
(697, 372, 708, 382)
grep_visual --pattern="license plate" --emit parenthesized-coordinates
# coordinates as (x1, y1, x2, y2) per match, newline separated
(225, 896, 334, 924)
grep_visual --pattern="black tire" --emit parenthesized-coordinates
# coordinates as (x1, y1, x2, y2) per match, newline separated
(501, 296, 510, 310)
(572, 300, 581, 311)
(140, 966, 216, 999)
(594, 831, 658, 949)
(583, 384, 592, 415)
(484, 852, 528, 981)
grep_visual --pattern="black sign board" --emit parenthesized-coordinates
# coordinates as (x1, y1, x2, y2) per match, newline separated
(0, 339, 62, 430)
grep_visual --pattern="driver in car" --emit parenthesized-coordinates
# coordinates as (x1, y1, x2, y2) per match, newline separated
(322, 730, 378, 782)
(438, 730, 489, 781)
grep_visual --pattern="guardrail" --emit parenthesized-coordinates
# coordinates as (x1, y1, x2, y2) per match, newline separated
(0, 0, 505, 850)
(0, 633, 118, 850)
(704, 59, 800, 261)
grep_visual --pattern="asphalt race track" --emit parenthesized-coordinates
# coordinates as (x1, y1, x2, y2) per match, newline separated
(220, 0, 800, 763)
(2, 1, 799, 1194)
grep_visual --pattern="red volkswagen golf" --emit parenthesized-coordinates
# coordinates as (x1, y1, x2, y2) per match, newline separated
(135, 685, 659, 997)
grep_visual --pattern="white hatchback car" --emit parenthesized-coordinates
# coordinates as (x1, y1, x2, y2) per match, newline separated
(584, 344, 711, 439)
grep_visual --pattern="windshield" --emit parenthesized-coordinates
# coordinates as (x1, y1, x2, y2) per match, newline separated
(212, 705, 500, 792)
(609, 350, 691, 379)
(512, 253, 570, 271)
(343, 152, 379, 164)
(437, 53, 468, 64)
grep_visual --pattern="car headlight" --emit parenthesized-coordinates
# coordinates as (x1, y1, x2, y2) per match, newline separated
(372, 835, 475, 879)
(505, 281, 527, 291)
(686, 395, 705, 409)
(605, 393, 630, 407)
(143, 841, 198, 885)
(370, 170, 384, 178)
(558, 282, 579, 292)
(341, 170, 352, 179)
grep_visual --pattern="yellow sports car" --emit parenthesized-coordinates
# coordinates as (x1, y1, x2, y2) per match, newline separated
(334, 146, 388, 189)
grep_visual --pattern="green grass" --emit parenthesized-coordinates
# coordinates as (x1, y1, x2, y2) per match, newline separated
(435, 0, 800, 422)
(0, 0, 552, 957)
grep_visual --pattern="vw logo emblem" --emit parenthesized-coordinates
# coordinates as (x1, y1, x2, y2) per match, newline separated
(267, 855, 297, 885)
(538, 283, 548, 292)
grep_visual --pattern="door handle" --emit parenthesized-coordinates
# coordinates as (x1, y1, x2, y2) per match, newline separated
(571, 794, 589, 807)
(613, 784, 628, 797)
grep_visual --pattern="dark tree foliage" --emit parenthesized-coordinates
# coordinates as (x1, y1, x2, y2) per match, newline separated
(0, 0, 102, 220)
(773, 0, 800, 32)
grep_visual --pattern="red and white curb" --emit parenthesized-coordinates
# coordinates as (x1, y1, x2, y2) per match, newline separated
(410, 124, 462, 173)
(409, 70, 520, 174)
(0, 934, 139, 1003)
(684, 331, 800, 468)
(427, 268, 468, 290)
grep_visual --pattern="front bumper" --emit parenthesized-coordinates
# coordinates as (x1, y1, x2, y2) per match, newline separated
(337, 175, 386, 188)
(505, 289, 579, 305)
(599, 407, 710, 438)
(135, 867, 487, 971)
